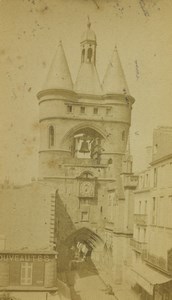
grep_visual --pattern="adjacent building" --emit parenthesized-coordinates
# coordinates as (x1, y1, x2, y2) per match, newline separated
(131, 127, 172, 300)
(0, 182, 59, 300)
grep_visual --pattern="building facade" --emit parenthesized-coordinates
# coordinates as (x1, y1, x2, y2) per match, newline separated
(131, 127, 172, 300)
(0, 182, 59, 300)
(37, 21, 137, 284)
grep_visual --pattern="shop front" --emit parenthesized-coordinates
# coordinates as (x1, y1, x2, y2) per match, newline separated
(131, 264, 172, 300)
(0, 251, 58, 300)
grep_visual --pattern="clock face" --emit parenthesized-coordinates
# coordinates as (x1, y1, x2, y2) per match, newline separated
(80, 181, 94, 197)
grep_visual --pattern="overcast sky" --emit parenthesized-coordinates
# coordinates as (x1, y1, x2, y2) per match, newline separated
(0, 0, 172, 184)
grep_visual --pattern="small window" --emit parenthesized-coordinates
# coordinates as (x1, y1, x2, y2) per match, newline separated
(67, 105, 72, 113)
(153, 197, 156, 211)
(81, 211, 89, 222)
(154, 144, 158, 154)
(106, 108, 111, 115)
(49, 126, 54, 148)
(108, 158, 113, 165)
(154, 168, 158, 187)
(80, 106, 85, 114)
(122, 130, 125, 141)
(145, 200, 147, 214)
(87, 47, 93, 63)
(152, 197, 156, 224)
(81, 48, 85, 63)
(93, 107, 98, 114)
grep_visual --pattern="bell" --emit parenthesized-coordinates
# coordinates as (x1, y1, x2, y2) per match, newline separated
(79, 140, 90, 153)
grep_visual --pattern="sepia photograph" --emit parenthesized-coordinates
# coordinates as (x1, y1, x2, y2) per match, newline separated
(0, 0, 172, 299)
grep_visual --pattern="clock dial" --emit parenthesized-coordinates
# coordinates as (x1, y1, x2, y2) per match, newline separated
(80, 181, 94, 197)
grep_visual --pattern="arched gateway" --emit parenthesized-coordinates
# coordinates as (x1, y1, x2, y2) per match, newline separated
(64, 227, 103, 251)
(37, 20, 136, 283)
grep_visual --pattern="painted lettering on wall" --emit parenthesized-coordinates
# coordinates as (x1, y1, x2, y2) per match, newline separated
(0, 254, 51, 262)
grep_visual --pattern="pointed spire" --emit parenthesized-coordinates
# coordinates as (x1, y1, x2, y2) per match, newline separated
(75, 19, 101, 95)
(102, 46, 129, 95)
(87, 15, 91, 29)
(43, 41, 73, 91)
(81, 17, 96, 43)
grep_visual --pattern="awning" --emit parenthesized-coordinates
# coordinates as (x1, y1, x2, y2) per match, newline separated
(131, 264, 172, 295)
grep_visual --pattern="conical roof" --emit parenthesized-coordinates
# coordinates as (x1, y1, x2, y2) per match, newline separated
(74, 63, 102, 95)
(43, 41, 73, 91)
(102, 47, 129, 95)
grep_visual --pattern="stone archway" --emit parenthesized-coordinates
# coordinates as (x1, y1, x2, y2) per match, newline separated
(64, 227, 103, 251)
(61, 123, 106, 164)
(64, 227, 104, 273)
(61, 122, 107, 146)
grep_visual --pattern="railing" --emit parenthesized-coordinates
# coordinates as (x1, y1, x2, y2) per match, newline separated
(134, 214, 147, 226)
(145, 252, 168, 273)
(130, 239, 147, 253)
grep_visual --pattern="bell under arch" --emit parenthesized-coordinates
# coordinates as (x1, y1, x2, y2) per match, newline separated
(61, 124, 106, 162)
(61, 122, 106, 145)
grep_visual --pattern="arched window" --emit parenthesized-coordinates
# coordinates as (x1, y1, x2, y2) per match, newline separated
(87, 47, 93, 62)
(81, 48, 85, 63)
(49, 126, 54, 148)
(108, 158, 113, 165)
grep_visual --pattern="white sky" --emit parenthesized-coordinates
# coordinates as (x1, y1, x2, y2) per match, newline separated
(0, 0, 172, 184)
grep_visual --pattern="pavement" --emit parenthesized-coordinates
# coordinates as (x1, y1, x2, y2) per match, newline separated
(63, 258, 140, 300)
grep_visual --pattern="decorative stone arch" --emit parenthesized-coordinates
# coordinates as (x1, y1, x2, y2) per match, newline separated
(78, 170, 95, 179)
(61, 122, 106, 147)
(64, 227, 103, 251)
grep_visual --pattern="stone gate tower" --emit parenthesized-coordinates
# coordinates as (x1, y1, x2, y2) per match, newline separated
(37, 21, 136, 283)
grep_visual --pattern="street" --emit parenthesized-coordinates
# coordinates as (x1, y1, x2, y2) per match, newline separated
(66, 259, 116, 300)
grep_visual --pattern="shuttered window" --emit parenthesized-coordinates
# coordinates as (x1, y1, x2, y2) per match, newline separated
(32, 262, 44, 286)
(0, 262, 9, 286)
(44, 261, 56, 288)
(10, 262, 21, 286)
(21, 262, 33, 286)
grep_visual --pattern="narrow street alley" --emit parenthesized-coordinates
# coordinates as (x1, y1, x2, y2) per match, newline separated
(65, 259, 116, 300)
(57, 258, 140, 300)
